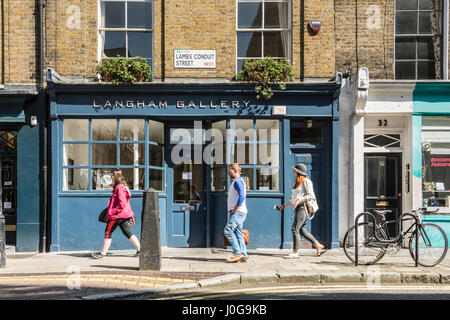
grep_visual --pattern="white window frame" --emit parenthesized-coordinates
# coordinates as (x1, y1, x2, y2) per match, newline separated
(97, 0, 154, 68)
(236, 0, 292, 73)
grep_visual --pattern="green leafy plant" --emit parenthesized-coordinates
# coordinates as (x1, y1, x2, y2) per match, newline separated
(236, 57, 295, 100)
(97, 56, 152, 84)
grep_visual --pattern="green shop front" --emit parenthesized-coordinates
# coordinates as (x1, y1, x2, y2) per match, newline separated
(413, 82, 450, 242)
(46, 71, 342, 251)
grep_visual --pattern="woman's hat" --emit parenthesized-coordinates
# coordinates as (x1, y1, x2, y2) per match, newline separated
(292, 163, 308, 176)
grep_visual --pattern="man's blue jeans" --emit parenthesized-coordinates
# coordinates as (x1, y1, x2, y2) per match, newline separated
(224, 211, 247, 258)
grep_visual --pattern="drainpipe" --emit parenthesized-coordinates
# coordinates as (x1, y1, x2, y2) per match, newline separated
(37, 0, 48, 253)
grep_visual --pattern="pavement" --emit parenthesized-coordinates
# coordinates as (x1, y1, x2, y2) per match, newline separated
(1, 245, 450, 300)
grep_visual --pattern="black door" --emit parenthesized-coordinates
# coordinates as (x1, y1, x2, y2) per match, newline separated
(364, 153, 402, 238)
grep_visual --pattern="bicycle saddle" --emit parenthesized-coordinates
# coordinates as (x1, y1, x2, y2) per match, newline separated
(373, 209, 392, 216)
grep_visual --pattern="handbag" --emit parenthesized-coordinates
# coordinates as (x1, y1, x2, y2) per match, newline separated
(304, 200, 318, 220)
(222, 229, 250, 247)
(98, 207, 108, 223)
(302, 179, 319, 220)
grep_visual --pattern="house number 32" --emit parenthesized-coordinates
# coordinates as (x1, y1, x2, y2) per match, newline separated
(378, 119, 388, 127)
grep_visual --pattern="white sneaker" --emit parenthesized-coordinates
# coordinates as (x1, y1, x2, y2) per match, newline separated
(284, 252, 299, 259)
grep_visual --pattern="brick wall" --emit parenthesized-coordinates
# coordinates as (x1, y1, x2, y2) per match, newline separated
(5, 0, 450, 83)
(335, 0, 394, 80)
(1, 0, 338, 82)
(1, 0, 37, 84)
(303, 0, 336, 79)
(44, 0, 97, 78)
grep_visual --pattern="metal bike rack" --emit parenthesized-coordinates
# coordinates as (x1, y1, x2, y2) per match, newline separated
(354, 212, 420, 267)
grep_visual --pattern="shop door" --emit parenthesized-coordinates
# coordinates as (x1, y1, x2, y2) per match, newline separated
(290, 151, 330, 246)
(166, 123, 206, 247)
(0, 130, 17, 245)
(364, 153, 402, 238)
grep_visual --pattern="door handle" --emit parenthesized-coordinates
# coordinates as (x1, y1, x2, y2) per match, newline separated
(379, 195, 386, 200)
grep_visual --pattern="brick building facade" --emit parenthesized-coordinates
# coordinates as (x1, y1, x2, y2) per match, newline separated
(12, 1, 450, 252)
(37, 0, 336, 81)
(336, 0, 450, 247)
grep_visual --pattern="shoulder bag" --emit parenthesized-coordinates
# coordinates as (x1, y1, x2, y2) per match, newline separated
(302, 179, 319, 220)
(98, 207, 108, 223)
(222, 229, 250, 247)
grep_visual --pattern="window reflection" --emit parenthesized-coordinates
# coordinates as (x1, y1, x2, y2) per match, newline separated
(64, 119, 88, 141)
(63, 144, 89, 166)
(127, 2, 152, 28)
(92, 144, 117, 166)
(92, 119, 116, 141)
(120, 143, 145, 166)
(120, 119, 145, 141)
(63, 168, 88, 191)
(237, 2, 262, 28)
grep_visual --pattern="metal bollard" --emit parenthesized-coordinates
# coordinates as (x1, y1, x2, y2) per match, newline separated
(0, 213, 6, 268)
(139, 188, 161, 270)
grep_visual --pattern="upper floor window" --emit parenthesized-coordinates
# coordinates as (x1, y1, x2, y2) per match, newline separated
(236, 0, 291, 72)
(99, 0, 153, 68)
(395, 0, 443, 79)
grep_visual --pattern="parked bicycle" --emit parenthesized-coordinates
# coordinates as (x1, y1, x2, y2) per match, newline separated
(343, 208, 448, 267)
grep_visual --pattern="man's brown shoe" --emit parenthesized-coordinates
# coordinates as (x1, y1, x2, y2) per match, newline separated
(239, 257, 248, 263)
(226, 254, 243, 263)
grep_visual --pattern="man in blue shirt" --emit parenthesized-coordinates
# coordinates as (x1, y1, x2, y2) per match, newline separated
(224, 163, 248, 263)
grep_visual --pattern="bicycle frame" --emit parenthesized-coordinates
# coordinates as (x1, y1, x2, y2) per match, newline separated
(354, 211, 420, 267)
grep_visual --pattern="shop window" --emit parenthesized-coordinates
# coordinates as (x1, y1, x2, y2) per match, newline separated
(62, 118, 164, 191)
(229, 119, 280, 191)
(290, 127, 324, 144)
(236, 0, 291, 72)
(0, 131, 17, 154)
(92, 119, 116, 141)
(211, 121, 227, 191)
(395, 0, 443, 80)
(422, 120, 450, 211)
(99, 0, 153, 69)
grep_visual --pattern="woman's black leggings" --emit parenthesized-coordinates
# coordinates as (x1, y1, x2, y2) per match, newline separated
(104, 218, 133, 239)
(291, 205, 319, 250)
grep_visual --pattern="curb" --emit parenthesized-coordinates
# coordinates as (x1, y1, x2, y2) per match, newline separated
(80, 270, 450, 300)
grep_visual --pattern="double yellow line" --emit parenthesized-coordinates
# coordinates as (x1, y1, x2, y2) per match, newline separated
(152, 284, 450, 300)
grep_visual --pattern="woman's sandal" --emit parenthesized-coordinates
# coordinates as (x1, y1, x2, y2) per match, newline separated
(315, 243, 325, 257)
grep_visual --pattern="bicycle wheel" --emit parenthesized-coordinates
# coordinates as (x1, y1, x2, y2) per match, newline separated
(409, 223, 448, 267)
(343, 222, 388, 265)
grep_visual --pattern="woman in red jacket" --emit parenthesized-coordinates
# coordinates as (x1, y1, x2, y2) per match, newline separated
(92, 170, 140, 259)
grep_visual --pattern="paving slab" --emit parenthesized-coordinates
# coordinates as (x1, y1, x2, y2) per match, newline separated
(0, 246, 449, 299)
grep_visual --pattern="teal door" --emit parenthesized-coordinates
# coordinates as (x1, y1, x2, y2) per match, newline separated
(166, 123, 206, 247)
(290, 151, 330, 246)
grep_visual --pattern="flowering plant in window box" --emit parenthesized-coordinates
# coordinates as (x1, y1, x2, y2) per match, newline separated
(236, 57, 294, 100)
(97, 56, 152, 84)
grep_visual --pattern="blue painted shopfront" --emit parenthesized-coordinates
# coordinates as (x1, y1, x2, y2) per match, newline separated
(46, 72, 342, 251)
(0, 89, 42, 252)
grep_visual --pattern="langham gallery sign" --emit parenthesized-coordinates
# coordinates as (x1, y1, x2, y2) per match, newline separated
(92, 99, 251, 111)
